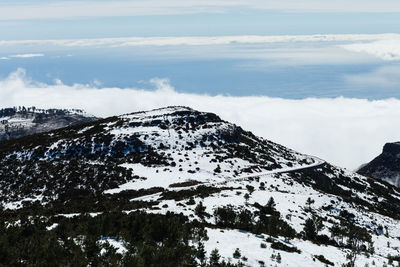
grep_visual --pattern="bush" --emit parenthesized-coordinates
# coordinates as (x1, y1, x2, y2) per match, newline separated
(214, 205, 296, 238)
(314, 255, 334, 266)
(195, 202, 209, 219)
(270, 242, 301, 254)
(233, 248, 241, 259)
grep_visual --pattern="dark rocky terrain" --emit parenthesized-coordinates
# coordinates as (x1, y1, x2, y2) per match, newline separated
(358, 142, 400, 187)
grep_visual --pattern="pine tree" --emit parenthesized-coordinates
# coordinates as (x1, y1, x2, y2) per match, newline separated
(246, 185, 255, 194)
(197, 242, 206, 264)
(244, 193, 250, 203)
(276, 253, 282, 263)
(195, 202, 207, 219)
(303, 215, 323, 241)
(233, 248, 241, 259)
(345, 220, 372, 267)
(265, 197, 276, 214)
(305, 197, 315, 211)
(209, 249, 221, 266)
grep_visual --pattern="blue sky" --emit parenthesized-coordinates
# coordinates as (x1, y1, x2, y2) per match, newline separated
(0, 10, 399, 40)
(2, 12, 400, 40)
(1, 0, 400, 39)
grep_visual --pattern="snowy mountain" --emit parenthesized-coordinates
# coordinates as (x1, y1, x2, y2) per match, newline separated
(358, 142, 400, 187)
(1, 106, 400, 266)
(0, 106, 98, 141)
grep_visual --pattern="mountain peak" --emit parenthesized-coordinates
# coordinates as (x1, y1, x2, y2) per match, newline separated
(125, 106, 195, 117)
(0, 106, 318, 204)
(382, 142, 400, 156)
(358, 142, 400, 186)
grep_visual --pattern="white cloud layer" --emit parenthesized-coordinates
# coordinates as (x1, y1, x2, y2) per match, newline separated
(1, 68, 399, 170)
(1, 34, 399, 63)
(9, 53, 44, 58)
(1, 0, 400, 20)
(341, 39, 400, 61)
(0, 34, 398, 48)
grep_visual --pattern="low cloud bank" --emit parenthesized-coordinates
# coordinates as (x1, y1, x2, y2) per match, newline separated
(2, 34, 400, 64)
(1, 69, 399, 170)
(9, 53, 44, 58)
(341, 39, 400, 61)
(0, 34, 398, 48)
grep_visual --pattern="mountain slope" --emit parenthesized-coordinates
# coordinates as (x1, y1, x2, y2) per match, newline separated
(0, 106, 98, 141)
(0, 106, 318, 208)
(358, 142, 400, 187)
(1, 106, 400, 266)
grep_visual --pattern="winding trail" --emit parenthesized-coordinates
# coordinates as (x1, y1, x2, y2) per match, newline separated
(195, 156, 326, 188)
(130, 156, 326, 201)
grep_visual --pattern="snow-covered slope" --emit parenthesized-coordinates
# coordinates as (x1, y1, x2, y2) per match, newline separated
(0, 106, 98, 141)
(0, 106, 319, 206)
(1, 106, 400, 266)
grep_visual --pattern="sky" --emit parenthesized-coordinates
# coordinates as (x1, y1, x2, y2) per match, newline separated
(1, 1, 400, 169)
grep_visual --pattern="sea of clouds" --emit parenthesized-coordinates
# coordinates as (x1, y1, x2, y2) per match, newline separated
(2, 0, 400, 21)
(1, 68, 400, 170)
(2, 34, 400, 65)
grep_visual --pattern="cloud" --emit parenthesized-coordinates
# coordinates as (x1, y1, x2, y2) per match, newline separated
(341, 39, 400, 61)
(0, 34, 397, 48)
(9, 53, 44, 58)
(245, 0, 400, 13)
(1, 0, 400, 20)
(1, 68, 400, 170)
(0, 34, 391, 66)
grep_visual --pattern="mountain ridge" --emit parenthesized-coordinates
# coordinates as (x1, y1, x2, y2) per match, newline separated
(0, 106, 99, 141)
(1, 106, 400, 266)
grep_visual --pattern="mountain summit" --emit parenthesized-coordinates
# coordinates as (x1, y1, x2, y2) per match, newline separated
(1, 106, 400, 266)
(358, 142, 400, 186)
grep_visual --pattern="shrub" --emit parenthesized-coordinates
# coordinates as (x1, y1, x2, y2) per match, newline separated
(314, 255, 334, 266)
(233, 248, 241, 259)
(270, 242, 301, 254)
